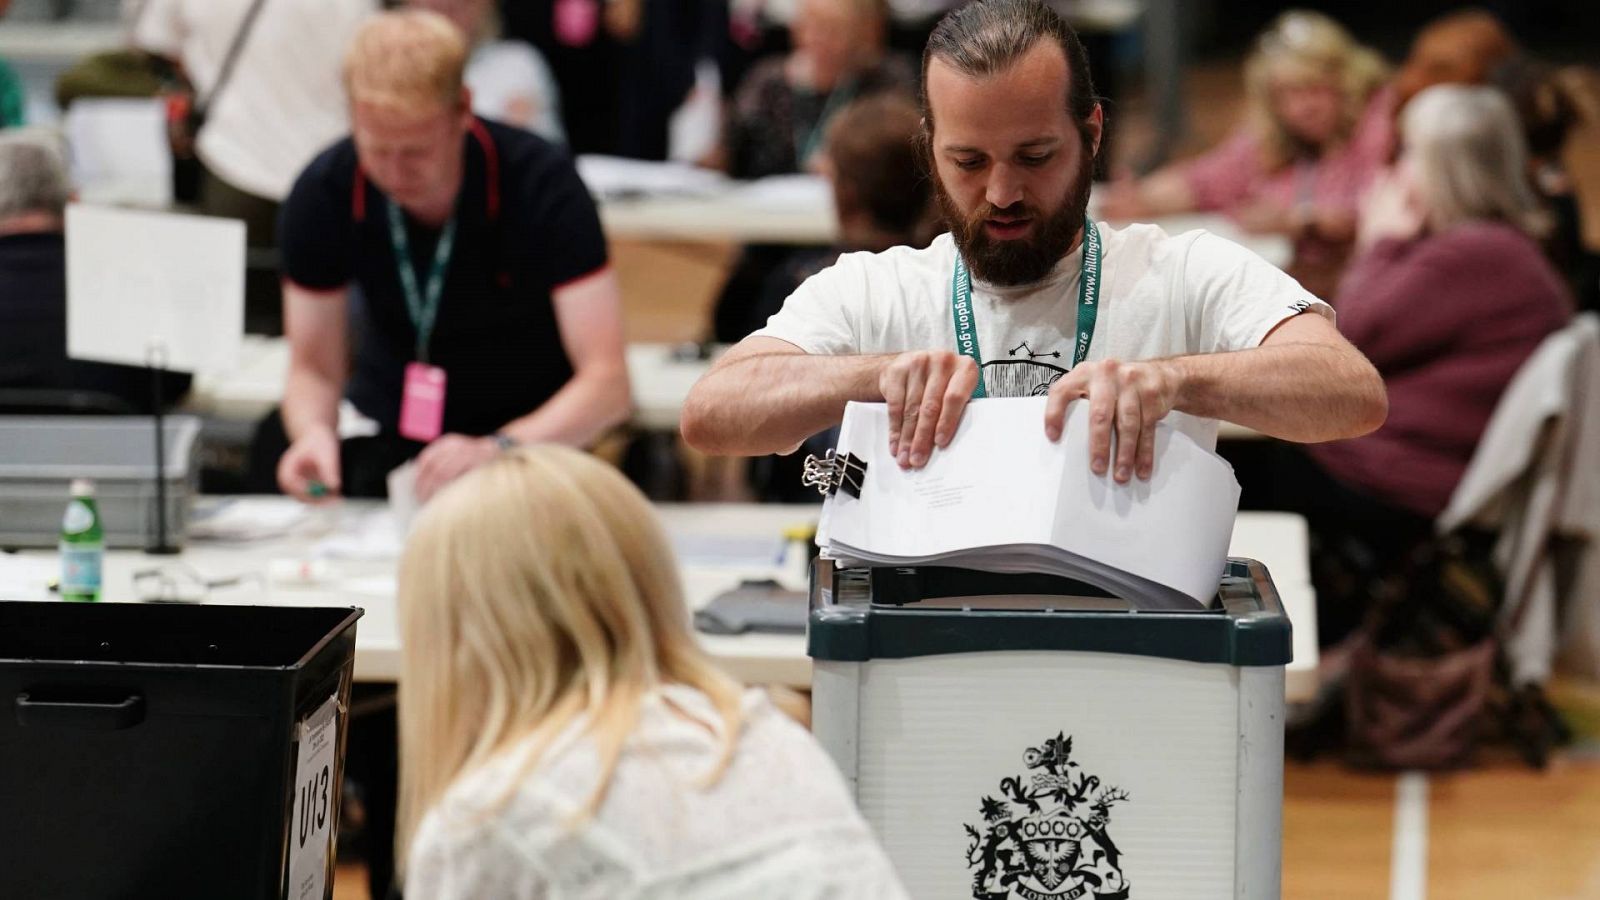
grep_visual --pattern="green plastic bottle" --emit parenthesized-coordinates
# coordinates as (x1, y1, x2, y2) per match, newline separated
(60, 478, 104, 602)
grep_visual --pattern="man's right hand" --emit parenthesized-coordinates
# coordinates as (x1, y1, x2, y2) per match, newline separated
(277, 426, 342, 503)
(879, 350, 980, 470)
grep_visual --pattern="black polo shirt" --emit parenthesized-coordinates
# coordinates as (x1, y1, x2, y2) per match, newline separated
(279, 118, 607, 436)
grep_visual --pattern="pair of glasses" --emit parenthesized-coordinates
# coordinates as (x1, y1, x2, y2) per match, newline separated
(132, 565, 257, 603)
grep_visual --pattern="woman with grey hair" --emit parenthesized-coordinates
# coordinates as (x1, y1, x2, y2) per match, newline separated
(1263, 84, 1573, 646)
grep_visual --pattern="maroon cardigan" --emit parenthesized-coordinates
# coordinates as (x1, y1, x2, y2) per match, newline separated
(1308, 221, 1573, 518)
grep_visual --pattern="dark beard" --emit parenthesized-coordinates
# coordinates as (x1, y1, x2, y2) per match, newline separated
(937, 148, 1095, 287)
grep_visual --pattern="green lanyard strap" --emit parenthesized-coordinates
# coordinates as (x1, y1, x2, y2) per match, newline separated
(950, 216, 1102, 399)
(386, 199, 458, 364)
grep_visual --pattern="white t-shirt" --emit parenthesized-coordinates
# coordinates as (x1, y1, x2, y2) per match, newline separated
(133, 0, 373, 201)
(406, 687, 910, 899)
(467, 40, 566, 144)
(752, 222, 1332, 449)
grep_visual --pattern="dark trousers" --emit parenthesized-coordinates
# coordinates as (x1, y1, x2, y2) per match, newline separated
(346, 685, 400, 900)
(194, 166, 284, 336)
(246, 408, 424, 498)
(1227, 442, 1434, 646)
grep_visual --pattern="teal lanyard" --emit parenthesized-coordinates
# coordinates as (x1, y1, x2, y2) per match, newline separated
(951, 217, 1102, 399)
(793, 77, 858, 168)
(385, 199, 458, 364)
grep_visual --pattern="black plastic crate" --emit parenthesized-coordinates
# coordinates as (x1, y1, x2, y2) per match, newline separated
(0, 601, 362, 899)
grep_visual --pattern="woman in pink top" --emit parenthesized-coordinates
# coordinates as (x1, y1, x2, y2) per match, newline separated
(1101, 11, 1392, 298)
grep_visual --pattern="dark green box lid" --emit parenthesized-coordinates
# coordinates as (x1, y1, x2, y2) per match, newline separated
(806, 558, 1292, 667)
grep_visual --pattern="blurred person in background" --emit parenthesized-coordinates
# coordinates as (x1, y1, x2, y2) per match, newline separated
(1494, 59, 1600, 313)
(0, 132, 190, 412)
(131, 0, 375, 333)
(718, 91, 936, 345)
(1392, 8, 1520, 115)
(265, 11, 628, 505)
(709, 0, 916, 343)
(1099, 10, 1391, 300)
(411, 0, 566, 142)
(718, 0, 912, 179)
(736, 91, 937, 500)
(397, 446, 908, 898)
(1271, 84, 1572, 645)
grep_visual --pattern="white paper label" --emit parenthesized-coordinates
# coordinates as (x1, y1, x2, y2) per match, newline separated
(287, 694, 339, 900)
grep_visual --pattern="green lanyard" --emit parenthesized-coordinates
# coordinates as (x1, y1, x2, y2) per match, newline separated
(951, 217, 1102, 399)
(793, 77, 858, 168)
(385, 199, 458, 364)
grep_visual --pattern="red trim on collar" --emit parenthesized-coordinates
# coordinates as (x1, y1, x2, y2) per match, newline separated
(352, 167, 367, 222)
(351, 118, 499, 224)
(469, 118, 500, 222)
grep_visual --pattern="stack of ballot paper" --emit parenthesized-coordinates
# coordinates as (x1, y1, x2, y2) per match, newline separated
(815, 398, 1242, 610)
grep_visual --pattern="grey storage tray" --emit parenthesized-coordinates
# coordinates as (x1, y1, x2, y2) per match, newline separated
(0, 416, 201, 549)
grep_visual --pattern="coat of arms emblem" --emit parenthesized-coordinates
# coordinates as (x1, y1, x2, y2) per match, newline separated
(964, 731, 1130, 900)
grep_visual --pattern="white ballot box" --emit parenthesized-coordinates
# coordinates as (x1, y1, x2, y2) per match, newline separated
(809, 559, 1289, 900)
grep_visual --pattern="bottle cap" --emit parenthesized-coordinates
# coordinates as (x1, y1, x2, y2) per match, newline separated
(70, 478, 95, 497)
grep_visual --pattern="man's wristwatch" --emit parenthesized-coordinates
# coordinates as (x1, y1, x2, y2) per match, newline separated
(492, 431, 519, 452)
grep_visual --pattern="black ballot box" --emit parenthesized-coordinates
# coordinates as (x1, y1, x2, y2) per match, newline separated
(0, 601, 362, 900)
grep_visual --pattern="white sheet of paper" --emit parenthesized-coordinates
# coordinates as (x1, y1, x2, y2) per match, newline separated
(576, 154, 730, 199)
(65, 204, 244, 374)
(65, 98, 173, 208)
(820, 398, 1241, 606)
(728, 174, 834, 213)
(287, 694, 339, 900)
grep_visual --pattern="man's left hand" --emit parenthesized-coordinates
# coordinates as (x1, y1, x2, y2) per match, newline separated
(414, 434, 500, 502)
(1043, 359, 1181, 484)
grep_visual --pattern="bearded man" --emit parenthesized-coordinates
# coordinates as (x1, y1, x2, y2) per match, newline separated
(682, 0, 1386, 483)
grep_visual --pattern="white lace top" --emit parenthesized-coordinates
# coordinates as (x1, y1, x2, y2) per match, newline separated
(405, 687, 909, 899)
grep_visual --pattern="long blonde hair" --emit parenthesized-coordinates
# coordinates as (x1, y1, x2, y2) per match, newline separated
(395, 446, 746, 864)
(1402, 84, 1549, 237)
(1244, 10, 1389, 171)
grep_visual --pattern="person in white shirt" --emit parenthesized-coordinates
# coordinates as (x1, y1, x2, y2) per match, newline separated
(396, 444, 909, 899)
(683, 0, 1387, 484)
(132, 0, 373, 204)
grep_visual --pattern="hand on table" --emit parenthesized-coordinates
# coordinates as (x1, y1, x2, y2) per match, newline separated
(414, 433, 501, 502)
(278, 426, 342, 503)
(1045, 358, 1181, 484)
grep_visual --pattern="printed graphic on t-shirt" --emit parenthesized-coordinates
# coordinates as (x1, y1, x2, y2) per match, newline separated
(983, 342, 1068, 397)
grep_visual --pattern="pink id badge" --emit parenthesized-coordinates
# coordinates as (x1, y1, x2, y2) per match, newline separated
(399, 362, 447, 442)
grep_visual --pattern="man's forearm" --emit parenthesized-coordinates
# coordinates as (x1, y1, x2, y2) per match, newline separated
(682, 352, 890, 455)
(1167, 342, 1386, 442)
(500, 366, 631, 447)
(281, 367, 342, 442)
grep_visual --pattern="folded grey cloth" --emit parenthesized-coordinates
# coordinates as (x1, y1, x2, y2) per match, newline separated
(694, 580, 808, 635)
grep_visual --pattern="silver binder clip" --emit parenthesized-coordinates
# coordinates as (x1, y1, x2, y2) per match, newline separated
(801, 450, 868, 499)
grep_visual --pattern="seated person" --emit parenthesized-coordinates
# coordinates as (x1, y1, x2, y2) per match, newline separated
(709, 0, 916, 343)
(396, 445, 909, 898)
(265, 10, 629, 502)
(685, 0, 1385, 487)
(1099, 10, 1392, 299)
(1281, 85, 1572, 640)
(409, 0, 567, 142)
(724, 92, 938, 345)
(0, 132, 191, 413)
(739, 92, 937, 500)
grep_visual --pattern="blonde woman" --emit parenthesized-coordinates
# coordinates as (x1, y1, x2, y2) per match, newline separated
(1100, 10, 1392, 297)
(397, 445, 908, 898)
